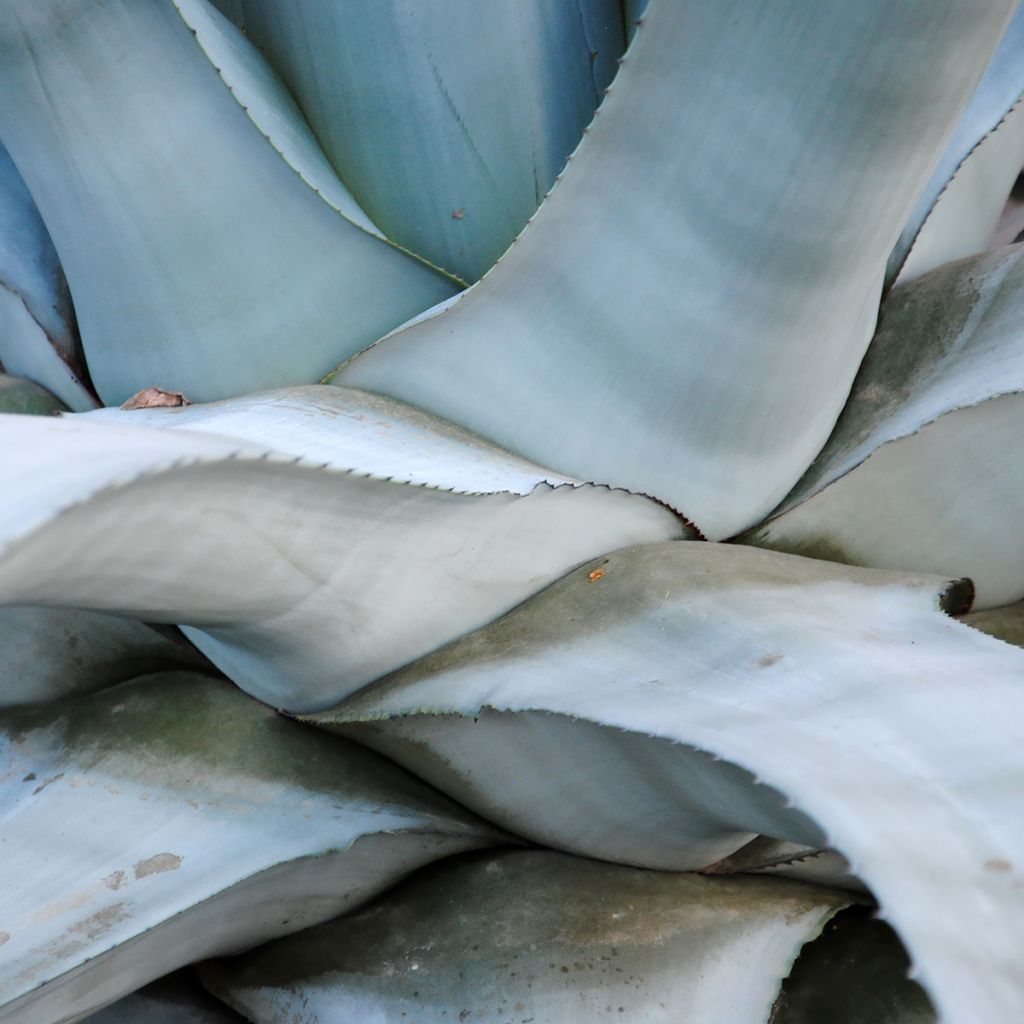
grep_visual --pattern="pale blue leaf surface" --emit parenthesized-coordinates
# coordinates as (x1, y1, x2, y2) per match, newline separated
(216, 0, 624, 282)
(336, 0, 1014, 540)
(0, 395, 684, 710)
(0, 0, 456, 405)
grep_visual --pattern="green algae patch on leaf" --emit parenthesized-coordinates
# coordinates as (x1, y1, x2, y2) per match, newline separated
(202, 850, 862, 1024)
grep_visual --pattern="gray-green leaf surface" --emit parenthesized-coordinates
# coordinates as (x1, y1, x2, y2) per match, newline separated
(0, 673, 498, 1023)
(311, 542, 1024, 1023)
(201, 850, 860, 1024)
(335, 0, 1013, 539)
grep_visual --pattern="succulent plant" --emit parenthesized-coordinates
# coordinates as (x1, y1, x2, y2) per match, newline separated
(1, 0, 1024, 1021)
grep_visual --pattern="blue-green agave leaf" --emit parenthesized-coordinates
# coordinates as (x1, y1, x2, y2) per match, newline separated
(0, 395, 684, 710)
(309, 542, 1024, 1023)
(746, 244, 1024, 609)
(201, 851, 873, 1024)
(83, 972, 245, 1023)
(0, 672, 500, 1023)
(0, 144, 95, 411)
(334, 0, 1014, 539)
(211, 0, 624, 283)
(0, 0, 456, 405)
(888, 4, 1024, 286)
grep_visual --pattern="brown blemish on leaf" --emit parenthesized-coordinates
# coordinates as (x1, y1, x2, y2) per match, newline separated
(121, 387, 191, 410)
(32, 772, 64, 796)
(134, 853, 183, 879)
(104, 871, 126, 891)
(984, 858, 1013, 873)
(0, 932, 9, 947)
(757, 653, 783, 668)
(588, 568, 605, 582)
(451, 208, 465, 219)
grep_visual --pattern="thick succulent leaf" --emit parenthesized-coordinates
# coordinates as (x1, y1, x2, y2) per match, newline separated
(0, 606, 208, 708)
(0, 143, 94, 412)
(747, 244, 1024, 608)
(0, 403, 684, 710)
(84, 972, 244, 1023)
(334, 0, 1013, 539)
(0, 374, 65, 417)
(202, 850, 862, 1024)
(0, 0, 456, 406)
(217, 0, 624, 283)
(895, 101, 1024, 285)
(311, 542, 1024, 1022)
(888, 5, 1024, 286)
(0, 672, 498, 1023)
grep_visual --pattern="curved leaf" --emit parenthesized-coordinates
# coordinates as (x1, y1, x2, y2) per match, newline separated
(334, 0, 1013, 539)
(888, 5, 1024, 286)
(0, 143, 95, 411)
(202, 850, 861, 1024)
(0, 396, 684, 710)
(0, 672, 499, 1023)
(217, 0, 624, 282)
(310, 542, 1024, 1023)
(0, 0, 456, 405)
(746, 244, 1024, 608)
(704, 838, 865, 894)
(0, 606, 207, 708)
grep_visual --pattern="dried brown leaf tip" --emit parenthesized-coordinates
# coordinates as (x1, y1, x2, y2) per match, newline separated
(121, 387, 191, 410)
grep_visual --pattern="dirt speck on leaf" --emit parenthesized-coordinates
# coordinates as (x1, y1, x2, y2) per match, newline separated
(134, 853, 183, 879)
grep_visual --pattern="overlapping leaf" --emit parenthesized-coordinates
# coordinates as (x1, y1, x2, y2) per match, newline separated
(0, 390, 683, 709)
(0, 0, 456, 405)
(747, 243, 1024, 608)
(310, 542, 1024, 1022)
(334, 0, 1014, 538)
(888, 5, 1024, 285)
(0, 672, 499, 1022)
(0, 146, 94, 411)
(214, 0, 624, 282)
(201, 851, 912, 1024)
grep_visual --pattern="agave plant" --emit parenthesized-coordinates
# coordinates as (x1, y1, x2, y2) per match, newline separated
(1, 0, 1024, 1021)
